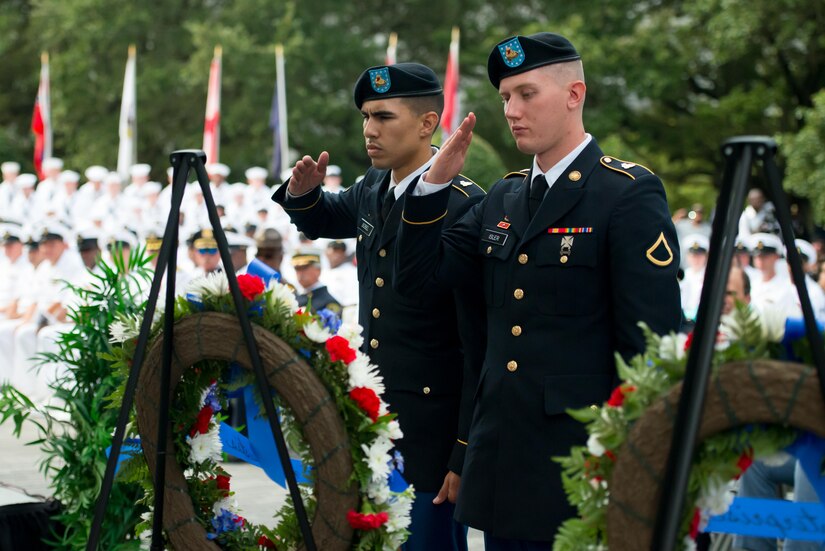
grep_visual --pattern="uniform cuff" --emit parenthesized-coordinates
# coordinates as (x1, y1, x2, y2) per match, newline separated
(447, 439, 468, 475)
(402, 186, 451, 225)
(276, 184, 322, 211)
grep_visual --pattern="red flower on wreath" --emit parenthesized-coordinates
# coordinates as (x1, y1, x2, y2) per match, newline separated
(607, 384, 636, 408)
(735, 447, 754, 479)
(684, 331, 694, 352)
(346, 510, 389, 530)
(258, 535, 277, 548)
(688, 507, 702, 539)
(349, 387, 380, 422)
(216, 474, 231, 492)
(237, 273, 265, 300)
(326, 336, 356, 364)
(190, 405, 214, 436)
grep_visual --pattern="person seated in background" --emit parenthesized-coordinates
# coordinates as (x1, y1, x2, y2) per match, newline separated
(292, 248, 341, 315)
(680, 234, 709, 321)
(190, 228, 222, 277)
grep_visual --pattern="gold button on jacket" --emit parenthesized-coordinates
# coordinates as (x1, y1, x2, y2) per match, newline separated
(370, 339, 379, 349)
(375, 277, 384, 287)
(514, 288, 524, 300)
(518, 253, 528, 265)
(506, 360, 518, 372)
(511, 325, 522, 336)
(372, 308, 381, 318)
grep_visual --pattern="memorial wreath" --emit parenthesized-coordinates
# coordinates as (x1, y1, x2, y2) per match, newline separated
(554, 304, 823, 551)
(106, 271, 414, 550)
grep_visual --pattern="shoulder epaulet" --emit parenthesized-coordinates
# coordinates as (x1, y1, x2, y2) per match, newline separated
(502, 168, 530, 180)
(599, 156, 654, 181)
(451, 174, 486, 197)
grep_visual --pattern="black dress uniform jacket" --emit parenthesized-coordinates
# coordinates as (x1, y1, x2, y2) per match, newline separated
(395, 140, 681, 540)
(272, 167, 487, 492)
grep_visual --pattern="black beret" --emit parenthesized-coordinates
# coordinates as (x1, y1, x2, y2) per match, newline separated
(487, 32, 581, 88)
(353, 62, 442, 109)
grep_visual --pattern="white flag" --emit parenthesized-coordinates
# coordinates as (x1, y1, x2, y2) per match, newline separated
(117, 45, 137, 179)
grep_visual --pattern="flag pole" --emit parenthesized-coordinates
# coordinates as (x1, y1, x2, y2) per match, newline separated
(41, 52, 52, 162)
(275, 44, 288, 173)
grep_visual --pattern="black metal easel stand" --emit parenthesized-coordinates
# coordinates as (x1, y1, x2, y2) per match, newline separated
(651, 136, 825, 550)
(86, 150, 317, 551)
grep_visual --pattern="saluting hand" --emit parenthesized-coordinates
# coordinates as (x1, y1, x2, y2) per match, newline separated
(426, 113, 476, 184)
(287, 151, 330, 196)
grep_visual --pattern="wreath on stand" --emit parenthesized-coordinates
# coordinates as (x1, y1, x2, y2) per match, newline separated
(106, 272, 414, 550)
(553, 304, 824, 551)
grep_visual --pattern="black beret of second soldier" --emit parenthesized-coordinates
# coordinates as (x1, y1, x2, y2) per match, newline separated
(487, 32, 581, 88)
(353, 62, 443, 109)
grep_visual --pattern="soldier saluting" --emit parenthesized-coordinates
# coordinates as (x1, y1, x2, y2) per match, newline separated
(272, 62, 486, 550)
(395, 33, 682, 549)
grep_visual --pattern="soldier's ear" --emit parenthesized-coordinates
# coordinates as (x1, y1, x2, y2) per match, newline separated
(419, 111, 439, 138)
(568, 80, 586, 110)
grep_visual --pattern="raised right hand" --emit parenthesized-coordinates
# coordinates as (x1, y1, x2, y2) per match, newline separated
(287, 151, 330, 196)
(426, 113, 476, 184)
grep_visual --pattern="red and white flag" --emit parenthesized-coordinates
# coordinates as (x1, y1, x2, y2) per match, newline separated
(385, 33, 397, 66)
(203, 45, 222, 164)
(31, 52, 52, 179)
(441, 27, 460, 137)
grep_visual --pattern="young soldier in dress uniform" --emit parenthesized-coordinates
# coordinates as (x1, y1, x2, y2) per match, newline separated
(272, 62, 487, 550)
(394, 33, 681, 549)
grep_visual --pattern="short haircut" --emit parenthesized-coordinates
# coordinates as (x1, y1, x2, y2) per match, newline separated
(543, 59, 585, 85)
(402, 93, 444, 119)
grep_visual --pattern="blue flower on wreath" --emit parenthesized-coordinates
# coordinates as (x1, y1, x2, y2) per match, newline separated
(317, 308, 342, 333)
(206, 508, 243, 539)
(204, 382, 221, 413)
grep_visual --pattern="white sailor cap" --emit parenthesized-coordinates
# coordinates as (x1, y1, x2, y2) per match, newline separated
(76, 228, 102, 251)
(38, 222, 71, 242)
(683, 234, 709, 254)
(143, 181, 162, 195)
(84, 165, 109, 182)
(107, 229, 138, 249)
(42, 157, 64, 171)
(225, 230, 255, 249)
(15, 174, 37, 188)
(245, 166, 268, 180)
(326, 165, 342, 177)
(734, 235, 750, 253)
(60, 170, 81, 184)
(793, 239, 817, 263)
(1, 162, 20, 174)
(749, 233, 784, 256)
(1, 223, 23, 243)
(105, 172, 123, 186)
(130, 163, 151, 178)
(207, 163, 231, 177)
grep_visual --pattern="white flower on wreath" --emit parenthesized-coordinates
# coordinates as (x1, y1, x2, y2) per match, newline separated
(188, 426, 222, 464)
(186, 271, 229, 298)
(683, 536, 697, 551)
(385, 488, 414, 537)
(268, 281, 299, 312)
(696, 476, 735, 516)
(659, 333, 688, 361)
(366, 477, 391, 504)
(362, 436, 394, 484)
(347, 352, 385, 394)
(587, 433, 606, 457)
(303, 319, 331, 343)
(212, 496, 239, 517)
(337, 321, 364, 349)
(109, 313, 142, 344)
(761, 450, 791, 467)
(377, 419, 403, 441)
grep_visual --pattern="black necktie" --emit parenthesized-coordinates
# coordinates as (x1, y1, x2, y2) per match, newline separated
(529, 175, 547, 219)
(381, 186, 397, 222)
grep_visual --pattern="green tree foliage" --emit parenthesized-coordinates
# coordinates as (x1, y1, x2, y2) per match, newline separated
(782, 90, 825, 225)
(0, 0, 823, 210)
